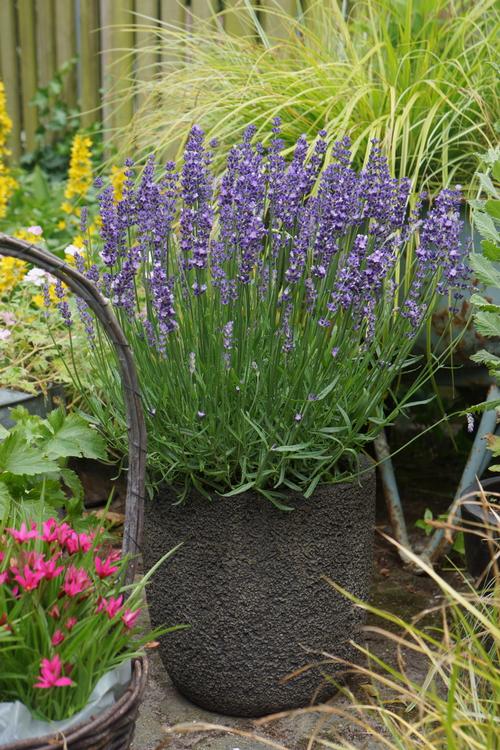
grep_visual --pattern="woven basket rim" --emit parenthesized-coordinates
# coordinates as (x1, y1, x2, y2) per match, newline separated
(2, 655, 148, 750)
(0, 234, 147, 584)
(0, 237, 149, 750)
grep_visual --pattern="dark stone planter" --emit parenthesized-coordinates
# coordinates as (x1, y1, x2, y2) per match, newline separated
(143, 462, 376, 717)
(0, 386, 64, 428)
(461, 476, 500, 588)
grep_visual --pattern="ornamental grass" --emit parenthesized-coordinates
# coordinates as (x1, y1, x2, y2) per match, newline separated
(122, 0, 498, 198)
(61, 122, 470, 502)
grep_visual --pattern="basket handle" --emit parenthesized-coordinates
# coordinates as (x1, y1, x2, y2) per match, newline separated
(0, 234, 146, 584)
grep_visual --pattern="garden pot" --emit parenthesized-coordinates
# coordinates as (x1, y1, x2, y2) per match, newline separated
(143, 460, 376, 717)
(461, 476, 500, 588)
(0, 386, 64, 428)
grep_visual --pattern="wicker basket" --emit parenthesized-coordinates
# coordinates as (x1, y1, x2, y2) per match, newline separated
(0, 235, 148, 750)
(1, 658, 148, 750)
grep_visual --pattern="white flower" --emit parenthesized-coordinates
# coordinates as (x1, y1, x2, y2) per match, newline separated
(0, 328, 12, 341)
(27, 225, 43, 236)
(24, 267, 47, 287)
(64, 244, 81, 257)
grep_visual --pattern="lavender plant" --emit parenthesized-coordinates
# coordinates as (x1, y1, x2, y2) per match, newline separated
(68, 122, 469, 502)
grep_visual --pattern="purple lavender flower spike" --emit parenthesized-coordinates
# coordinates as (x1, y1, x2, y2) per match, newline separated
(180, 125, 214, 274)
(54, 279, 72, 327)
(222, 320, 234, 369)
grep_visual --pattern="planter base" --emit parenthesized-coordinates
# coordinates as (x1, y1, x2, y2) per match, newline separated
(144, 463, 376, 717)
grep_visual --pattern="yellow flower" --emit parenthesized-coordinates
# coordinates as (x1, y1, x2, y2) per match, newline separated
(0, 257, 27, 296)
(64, 243, 85, 265)
(57, 219, 67, 230)
(64, 133, 93, 201)
(0, 162, 17, 219)
(0, 82, 13, 156)
(61, 201, 73, 215)
(111, 165, 126, 203)
(0, 84, 17, 219)
(13, 227, 43, 243)
(32, 284, 59, 308)
(72, 235, 84, 249)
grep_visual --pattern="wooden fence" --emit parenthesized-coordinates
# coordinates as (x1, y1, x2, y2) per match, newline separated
(0, 0, 301, 159)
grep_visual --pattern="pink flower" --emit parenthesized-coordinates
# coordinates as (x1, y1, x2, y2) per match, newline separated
(0, 572, 8, 585)
(41, 518, 60, 543)
(64, 531, 93, 555)
(94, 554, 119, 579)
(39, 555, 64, 581)
(27, 225, 43, 236)
(62, 566, 91, 597)
(121, 608, 141, 629)
(0, 311, 16, 326)
(97, 595, 123, 619)
(48, 605, 60, 619)
(26, 551, 44, 569)
(34, 655, 74, 689)
(51, 629, 65, 646)
(7, 522, 39, 543)
(65, 616, 77, 631)
(12, 565, 44, 591)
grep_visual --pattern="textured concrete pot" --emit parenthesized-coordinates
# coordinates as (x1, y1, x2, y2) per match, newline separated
(143, 462, 376, 717)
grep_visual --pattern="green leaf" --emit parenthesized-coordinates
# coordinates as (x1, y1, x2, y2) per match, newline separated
(481, 239, 500, 261)
(59, 467, 83, 503)
(0, 481, 13, 518)
(470, 349, 500, 371)
(316, 378, 339, 401)
(0, 432, 58, 475)
(469, 293, 500, 314)
(470, 254, 500, 288)
(31, 166, 50, 202)
(272, 442, 310, 453)
(473, 311, 500, 339)
(485, 199, 500, 221)
(221, 481, 256, 497)
(474, 211, 498, 244)
(478, 172, 498, 198)
(44, 411, 107, 461)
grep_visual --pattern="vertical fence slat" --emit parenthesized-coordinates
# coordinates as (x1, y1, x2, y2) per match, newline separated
(135, 0, 159, 109)
(17, 0, 38, 152)
(0, 0, 21, 159)
(160, 0, 185, 29)
(80, 0, 101, 128)
(224, 0, 255, 37)
(260, 0, 296, 40)
(160, 0, 185, 68)
(110, 0, 135, 136)
(36, 0, 56, 88)
(189, 0, 217, 31)
(54, 0, 77, 108)
(1, 0, 302, 160)
(100, 0, 113, 145)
